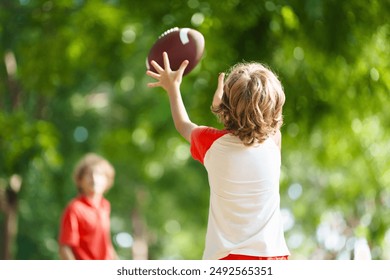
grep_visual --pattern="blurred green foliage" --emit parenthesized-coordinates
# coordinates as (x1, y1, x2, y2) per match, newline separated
(0, 0, 389, 260)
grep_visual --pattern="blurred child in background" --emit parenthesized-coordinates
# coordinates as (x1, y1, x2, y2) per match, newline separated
(58, 153, 118, 260)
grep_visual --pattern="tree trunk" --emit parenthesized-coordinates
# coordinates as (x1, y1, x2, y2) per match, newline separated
(0, 175, 22, 259)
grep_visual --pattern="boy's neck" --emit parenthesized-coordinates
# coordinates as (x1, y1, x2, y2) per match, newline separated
(83, 193, 103, 206)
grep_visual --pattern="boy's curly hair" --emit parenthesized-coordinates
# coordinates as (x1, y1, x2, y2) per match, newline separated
(211, 62, 285, 146)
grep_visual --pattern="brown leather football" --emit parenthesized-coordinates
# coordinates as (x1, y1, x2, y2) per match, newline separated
(146, 27, 205, 76)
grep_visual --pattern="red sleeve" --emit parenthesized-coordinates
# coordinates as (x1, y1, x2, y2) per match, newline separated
(59, 202, 80, 247)
(190, 126, 229, 164)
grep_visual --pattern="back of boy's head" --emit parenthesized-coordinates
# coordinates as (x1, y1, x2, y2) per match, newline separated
(212, 62, 285, 145)
(73, 153, 115, 193)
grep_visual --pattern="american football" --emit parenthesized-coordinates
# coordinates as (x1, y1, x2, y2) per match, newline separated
(146, 27, 205, 76)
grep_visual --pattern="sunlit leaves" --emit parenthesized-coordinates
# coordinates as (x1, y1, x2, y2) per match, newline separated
(1, 0, 389, 260)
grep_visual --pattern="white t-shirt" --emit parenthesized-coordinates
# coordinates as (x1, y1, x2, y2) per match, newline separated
(190, 126, 290, 260)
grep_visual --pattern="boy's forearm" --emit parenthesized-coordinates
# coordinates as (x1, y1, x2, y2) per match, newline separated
(168, 88, 196, 142)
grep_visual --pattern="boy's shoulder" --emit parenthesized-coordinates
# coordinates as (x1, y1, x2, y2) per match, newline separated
(64, 195, 110, 213)
(191, 126, 230, 145)
(192, 126, 229, 138)
(190, 126, 230, 164)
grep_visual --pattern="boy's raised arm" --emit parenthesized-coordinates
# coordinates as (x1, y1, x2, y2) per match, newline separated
(146, 52, 197, 142)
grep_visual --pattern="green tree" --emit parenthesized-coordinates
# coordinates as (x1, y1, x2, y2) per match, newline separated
(0, 0, 389, 260)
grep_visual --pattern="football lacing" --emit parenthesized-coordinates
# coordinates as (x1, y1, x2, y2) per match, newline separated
(159, 27, 179, 38)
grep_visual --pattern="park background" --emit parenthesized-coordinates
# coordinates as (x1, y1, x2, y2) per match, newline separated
(0, 0, 389, 260)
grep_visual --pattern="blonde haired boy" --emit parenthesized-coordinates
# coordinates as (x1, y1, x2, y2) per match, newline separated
(146, 53, 290, 260)
(58, 153, 118, 260)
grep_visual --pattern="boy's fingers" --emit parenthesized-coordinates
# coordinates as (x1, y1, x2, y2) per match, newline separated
(150, 60, 164, 73)
(215, 72, 225, 97)
(147, 81, 160, 88)
(212, 72, 225, 107)
(146, 70, 160, 79)
(177, 60, 189, 76)
(162, 52, 171, 70)
(217, 72, 225, 90)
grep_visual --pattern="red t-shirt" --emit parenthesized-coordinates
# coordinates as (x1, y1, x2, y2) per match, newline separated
(59, 195, 115, 260)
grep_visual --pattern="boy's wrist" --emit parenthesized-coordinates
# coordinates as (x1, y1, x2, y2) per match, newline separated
(167, 85, 181, 96)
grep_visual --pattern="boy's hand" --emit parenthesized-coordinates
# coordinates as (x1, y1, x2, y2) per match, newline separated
(212, 72, 225, 108)
(146, 52, 189, 94)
